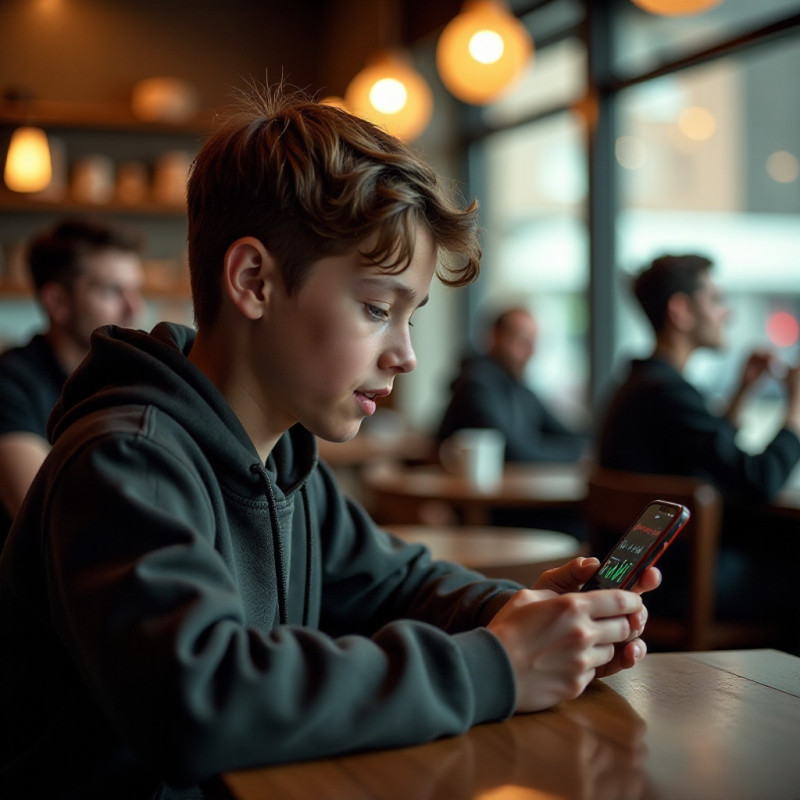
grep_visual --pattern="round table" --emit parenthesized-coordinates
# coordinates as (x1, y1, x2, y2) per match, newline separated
(384, 524, 585, 585)
(365, 462, 588, 526)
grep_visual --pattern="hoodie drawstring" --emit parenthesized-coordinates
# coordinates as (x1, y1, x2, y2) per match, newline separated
(250, 463, 313, 627)
(299, 483, 313, 626)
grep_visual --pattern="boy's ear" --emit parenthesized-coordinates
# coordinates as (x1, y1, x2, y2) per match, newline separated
(223, 237, 279, 320)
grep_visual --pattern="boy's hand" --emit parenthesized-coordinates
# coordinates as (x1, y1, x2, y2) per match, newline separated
(485, 557, 662, 712)
(487, 588, 643, 712)
(534, 556, 662, 597)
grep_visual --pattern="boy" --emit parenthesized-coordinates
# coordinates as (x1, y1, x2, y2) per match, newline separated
(0, 88, 657, 799)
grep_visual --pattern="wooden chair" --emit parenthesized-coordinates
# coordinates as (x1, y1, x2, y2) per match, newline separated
(584, 466, 775, 652)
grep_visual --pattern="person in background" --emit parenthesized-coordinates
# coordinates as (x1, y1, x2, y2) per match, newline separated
(437, 306, 588, 463)
(596, 253, 800, 629)
(0, 88, 659, 799)
(0, 217, 144, 547)
(436, 306, 589, 536)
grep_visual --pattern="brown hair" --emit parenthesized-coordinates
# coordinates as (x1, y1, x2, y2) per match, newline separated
(187, 84, 481, 329)
(633, 254, 713, 333)
(28, 216, 142, 293)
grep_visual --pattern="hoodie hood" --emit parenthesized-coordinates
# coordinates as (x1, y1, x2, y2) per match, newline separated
(49, 322, 318, 496)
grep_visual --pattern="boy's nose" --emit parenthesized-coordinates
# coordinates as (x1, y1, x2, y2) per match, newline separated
(379, 334, 417, 374)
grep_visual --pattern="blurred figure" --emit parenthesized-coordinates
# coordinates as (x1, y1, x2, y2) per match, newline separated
(437, 307, 588, 463)
(0, 217, 144, 546)
(596, 253, 800, 629)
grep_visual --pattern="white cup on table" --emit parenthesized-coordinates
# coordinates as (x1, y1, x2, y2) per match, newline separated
(440, 428, 505, 492)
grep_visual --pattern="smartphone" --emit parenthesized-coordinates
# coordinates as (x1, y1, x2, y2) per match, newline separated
(580, 499, 690, 592)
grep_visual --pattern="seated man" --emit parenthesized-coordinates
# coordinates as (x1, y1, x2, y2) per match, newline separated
(437, 306, 587, 463)
(0, 87, 658, 799)
(0, 217, 144, 547)
(596, 253, 800, 625)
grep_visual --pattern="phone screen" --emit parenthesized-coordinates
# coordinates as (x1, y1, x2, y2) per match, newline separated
(581, 501, 689, 592)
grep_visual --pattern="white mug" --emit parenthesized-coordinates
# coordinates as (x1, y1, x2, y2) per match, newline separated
(440, 428, 505, 492)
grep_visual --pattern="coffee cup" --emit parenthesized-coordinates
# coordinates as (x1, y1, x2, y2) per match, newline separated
(440, 428, 505, 492)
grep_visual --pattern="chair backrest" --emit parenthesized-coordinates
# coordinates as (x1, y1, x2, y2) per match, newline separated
(584, 466, 768, 651)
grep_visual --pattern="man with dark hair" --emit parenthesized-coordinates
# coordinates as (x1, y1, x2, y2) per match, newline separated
(597, 252, 800, 622)
(0, 216, 144, 545)
(0, 88, 658, 798)
(599, 253, 800, 495)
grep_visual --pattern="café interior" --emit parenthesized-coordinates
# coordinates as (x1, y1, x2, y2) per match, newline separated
(1, 1, 800, 796)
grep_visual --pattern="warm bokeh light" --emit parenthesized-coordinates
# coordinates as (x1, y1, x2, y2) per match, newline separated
(369, 78, 407, 115)
(766, 150, 799, 184)
(3, 126, 53, 193)
(344, 52, 433, 141)
(615, 135, 648, 169)
(630, 0, 723, 15)
(437, 0, 533, 105)
(766, 311, 800, 348)
(469, 30, 505, 64)
(678, 106, 716, 141)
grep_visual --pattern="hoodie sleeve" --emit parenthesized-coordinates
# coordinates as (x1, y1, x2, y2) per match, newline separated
(41, 419, 519, 788)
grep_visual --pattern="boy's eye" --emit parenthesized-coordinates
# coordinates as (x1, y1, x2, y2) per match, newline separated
(365, 303, 389, 322)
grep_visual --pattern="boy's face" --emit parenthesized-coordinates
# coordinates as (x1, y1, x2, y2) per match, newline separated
(257, 225, 435, 443)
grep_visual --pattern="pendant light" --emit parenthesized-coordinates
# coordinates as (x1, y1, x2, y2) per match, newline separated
(3, 125, 53, 193)
(344, 50, 433, 141)
(436, 0, 533, 105)
(630, 0, 723, 15)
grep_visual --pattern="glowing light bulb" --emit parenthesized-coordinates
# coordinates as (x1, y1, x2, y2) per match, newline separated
(437, 0, 533, 105)
(469, 30, 504, 64)
(369, 78, 408, 115)
(345, 53, 433, 141)
(3, 126, 52, 193)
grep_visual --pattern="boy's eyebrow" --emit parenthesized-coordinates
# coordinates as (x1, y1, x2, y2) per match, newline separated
(360, 276, 429, 309)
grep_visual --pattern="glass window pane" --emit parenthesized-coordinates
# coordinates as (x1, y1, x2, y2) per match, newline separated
(614, 35, 800, 449)
(481, 36, 586, 127)
(614, 0, 800, 78)
(479, 112, 590, 424)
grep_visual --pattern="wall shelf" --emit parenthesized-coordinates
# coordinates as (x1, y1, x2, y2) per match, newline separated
(0, 99, 215, 136)
(0, 190, 187, 218)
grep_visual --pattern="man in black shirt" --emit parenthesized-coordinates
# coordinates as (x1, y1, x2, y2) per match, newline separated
(0, 217, 144, 546)
(597, 254, 800, 622)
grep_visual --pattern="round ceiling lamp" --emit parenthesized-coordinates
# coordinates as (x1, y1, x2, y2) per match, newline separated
(630, 0, 723, 15)
(344, 52, 433, 142)
(3, 125, 52, 193)
(436, 0, 533, 105)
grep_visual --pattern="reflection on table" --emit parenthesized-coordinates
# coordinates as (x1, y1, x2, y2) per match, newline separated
(218, 649, 800, 800)
(364, 461, 588, 525)
(385, 524, 586, 586)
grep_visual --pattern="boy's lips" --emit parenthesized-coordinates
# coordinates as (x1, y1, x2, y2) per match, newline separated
(354, 387, 390, 416)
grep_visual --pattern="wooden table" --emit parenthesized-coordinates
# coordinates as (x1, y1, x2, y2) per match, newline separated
(385, 525, 586, 585)
(364, 462, 588, 525)
(217, 649, 800, 800)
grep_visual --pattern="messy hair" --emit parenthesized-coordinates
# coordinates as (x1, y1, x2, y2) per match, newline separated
(187, 84, 481, 329)
(633, 253, 713, 333)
